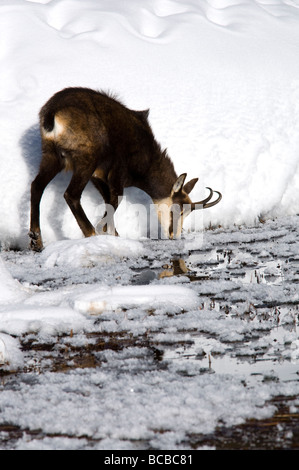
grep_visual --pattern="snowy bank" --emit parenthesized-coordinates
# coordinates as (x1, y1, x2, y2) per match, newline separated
(40, 234, 145, 268)
(1, 0, 299, 248)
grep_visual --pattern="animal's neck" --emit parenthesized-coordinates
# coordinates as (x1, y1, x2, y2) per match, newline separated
(144, 149, 177, 200)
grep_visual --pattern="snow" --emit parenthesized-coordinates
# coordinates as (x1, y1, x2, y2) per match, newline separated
(41, 234, 145, 268)
(1, 0, 299, 450)
(0, 333, 24, 370)
(2, 0, 299, 248)
(73, 284, 200, 314)
(0, 257, 28, 304)
(1, 217, 299, 449)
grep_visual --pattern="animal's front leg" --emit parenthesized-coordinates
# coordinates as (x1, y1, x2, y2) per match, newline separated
(64, 173, 96, 238)
(102, 188, 123, 236)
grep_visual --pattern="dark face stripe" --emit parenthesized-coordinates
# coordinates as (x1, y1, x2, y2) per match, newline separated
(169, 210, 174, 238)
(169, 206, 185, 239)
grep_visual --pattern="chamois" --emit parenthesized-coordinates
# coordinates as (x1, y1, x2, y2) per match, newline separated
(29, 87, 221, 251)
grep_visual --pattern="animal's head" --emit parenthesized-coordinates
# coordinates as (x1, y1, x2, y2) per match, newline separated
(154, 173, 222, 239)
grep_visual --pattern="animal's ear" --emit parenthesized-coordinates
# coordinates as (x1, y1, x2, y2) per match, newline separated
(183, 178, 198, 194)
(171, 173, 187, 196)
(134, 109, 150, 121)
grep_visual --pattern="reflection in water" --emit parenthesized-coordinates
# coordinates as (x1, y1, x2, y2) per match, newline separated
(187, 250, 284, 286)
(159, 258, 189, 279)
(162, 325, 299, 385)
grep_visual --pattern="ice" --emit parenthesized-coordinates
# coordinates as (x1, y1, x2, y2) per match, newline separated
(1, 0, 299, 450)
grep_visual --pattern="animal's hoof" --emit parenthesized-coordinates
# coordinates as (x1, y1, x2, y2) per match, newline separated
(28, 231, 43, 252)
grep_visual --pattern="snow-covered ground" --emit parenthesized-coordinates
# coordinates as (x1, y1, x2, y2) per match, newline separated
(1, 0, 299, 450)
(1, 217, 299, 449)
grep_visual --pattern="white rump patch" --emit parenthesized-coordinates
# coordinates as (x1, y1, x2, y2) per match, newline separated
(42, 115, 65, 139)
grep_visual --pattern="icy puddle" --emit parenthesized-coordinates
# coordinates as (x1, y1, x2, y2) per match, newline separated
(162, 252, 285, 286)
(1, 216, 299, 449)
(162, 325, 299, 385)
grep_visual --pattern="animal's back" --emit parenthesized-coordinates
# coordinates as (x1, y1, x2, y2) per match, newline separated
(40, 87, 150, 141)
(40, 87, 155, 176)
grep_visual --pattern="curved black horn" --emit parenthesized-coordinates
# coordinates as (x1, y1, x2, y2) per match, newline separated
(191, 187, 213, 210)
(202, 190, 222, 208)
(191, 188, 222, 210)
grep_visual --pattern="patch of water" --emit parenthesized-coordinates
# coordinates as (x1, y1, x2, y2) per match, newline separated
(162, 325, 299, 386)
(242, 261, 283, 286)
(187, 250, 284, 286)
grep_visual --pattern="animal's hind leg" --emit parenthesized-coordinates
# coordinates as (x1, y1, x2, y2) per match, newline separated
(29, 142, 62, 251)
